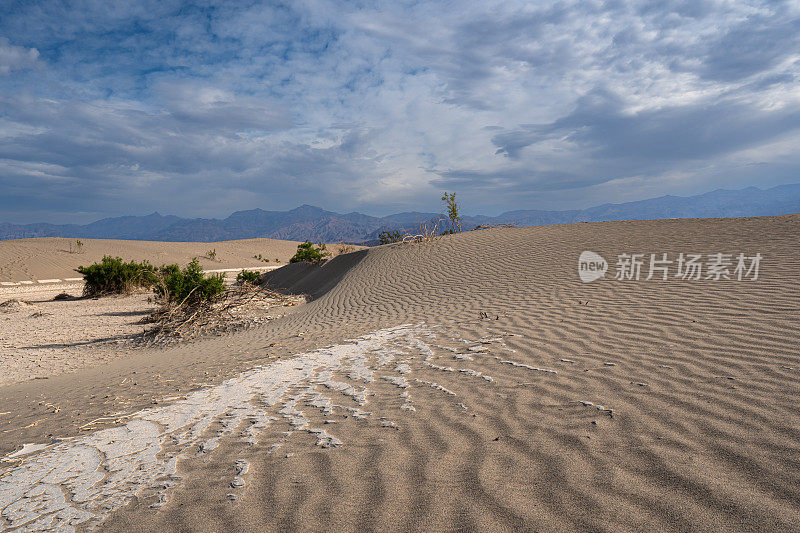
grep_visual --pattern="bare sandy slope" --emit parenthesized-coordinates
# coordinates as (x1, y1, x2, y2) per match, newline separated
(0, 237, 304, 282)
(1, 214, 799, 532)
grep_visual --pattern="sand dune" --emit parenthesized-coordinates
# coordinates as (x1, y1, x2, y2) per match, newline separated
(0, 237, 304, 283)
(1, 215, 799, 532)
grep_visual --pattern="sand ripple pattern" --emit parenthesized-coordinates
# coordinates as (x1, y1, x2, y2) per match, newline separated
(2, 216, 799, 531)
(1, 324, 476, 532)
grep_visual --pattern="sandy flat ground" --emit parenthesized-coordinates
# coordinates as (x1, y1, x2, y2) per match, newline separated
(0, 237, 309, 283)
(0, 284, 154, 387)
(0, 215, 799, 532)
(0, 277, 305, 388)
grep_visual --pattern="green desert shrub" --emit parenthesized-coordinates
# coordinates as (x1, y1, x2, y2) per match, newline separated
(378, 230, 403, 244)
(77, 256, 157, 296)
(155, 259, 225, 305)
(290, 241, 329, 263)
(236, 269, 262, 284)
(441, 191, 462, 233)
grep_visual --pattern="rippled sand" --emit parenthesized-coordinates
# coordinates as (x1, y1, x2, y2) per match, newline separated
(1, 214, 799, 532)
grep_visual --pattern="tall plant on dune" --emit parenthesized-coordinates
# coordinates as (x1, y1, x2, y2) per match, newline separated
(441, 192, 462, 233)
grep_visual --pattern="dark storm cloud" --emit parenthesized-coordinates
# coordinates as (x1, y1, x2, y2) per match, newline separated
(492, 89, 800, 164)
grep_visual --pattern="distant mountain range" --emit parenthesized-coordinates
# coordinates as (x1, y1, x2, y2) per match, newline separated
(2, 184, 799, 244)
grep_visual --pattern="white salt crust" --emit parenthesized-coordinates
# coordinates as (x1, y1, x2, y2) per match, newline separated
(0, 324, 436, 532)
(0, 324, 516, 532)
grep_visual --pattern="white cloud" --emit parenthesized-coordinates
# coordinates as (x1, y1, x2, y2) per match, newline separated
(0, 37, 39, 75)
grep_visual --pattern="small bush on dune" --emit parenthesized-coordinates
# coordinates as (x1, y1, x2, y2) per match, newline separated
(236, 269, 262, 285)
(77, 256, 157, 297)
(154, 259, 225, 305)
(378, 230, 403, 245)
(290, 241, 329, 263)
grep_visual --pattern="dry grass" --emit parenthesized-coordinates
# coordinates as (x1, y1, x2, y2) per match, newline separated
(401, 217, 449, 243)
(330, 243, 357, 256)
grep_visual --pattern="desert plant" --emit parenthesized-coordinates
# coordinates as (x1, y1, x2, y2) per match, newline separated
(144, 274, 295, 344)
(253, 254, 270, 263)
(403, 218, 446, 243)
(77, 256, 157, 296)
(205, 249, 217, 261)
(154, 259, 225, 305)
(290, 241, 329, 263)
(441, 192, 462, 233)
(378, 230, 403, 245)
(237, 269, 262, 284)
(68, 239, 85, 254)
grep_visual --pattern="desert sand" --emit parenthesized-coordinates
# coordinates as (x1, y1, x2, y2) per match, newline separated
(0, 237, 304, 283)
(0, 237, 318, 388)
(1, 214, 799, 532)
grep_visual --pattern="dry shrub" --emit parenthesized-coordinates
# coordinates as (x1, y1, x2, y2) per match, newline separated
(143, 283, 296, 345)
(401, 217, 448, 244)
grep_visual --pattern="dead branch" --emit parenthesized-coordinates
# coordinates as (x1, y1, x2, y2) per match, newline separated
(142, 283, 297, 346)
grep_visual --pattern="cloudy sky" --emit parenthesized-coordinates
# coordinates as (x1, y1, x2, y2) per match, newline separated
(1, 0, 799, 224)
